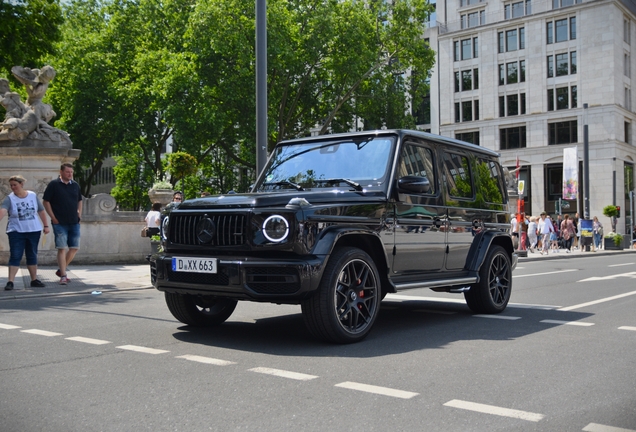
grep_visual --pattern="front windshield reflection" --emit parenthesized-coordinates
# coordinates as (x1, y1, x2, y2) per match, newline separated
(258, 137, 394, 191)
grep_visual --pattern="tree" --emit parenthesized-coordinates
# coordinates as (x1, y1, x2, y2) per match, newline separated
(603, 204, 619, 233)
(0, 0, 63, 78)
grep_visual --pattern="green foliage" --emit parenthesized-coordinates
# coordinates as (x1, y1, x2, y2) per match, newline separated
(0, 0, 63, 78)
(110, 150, 154, 210)
(46, 0, 435, 200)
(602, 205, 619, 218)
(152, 178, 173, 190)
(167, 151, 197, 183)
(604, 231, 623, 246)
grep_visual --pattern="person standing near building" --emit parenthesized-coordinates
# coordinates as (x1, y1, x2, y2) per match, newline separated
(0, 175, 49, 290)
(145, 202, 162, 237)
(538, 212, 554, 255)
(592, 216, 603, 251)
(43, 163, 83, 285)
(560, 214, 576, 252)
(527, 216, 538, 253)
(510, 213, 519, 249)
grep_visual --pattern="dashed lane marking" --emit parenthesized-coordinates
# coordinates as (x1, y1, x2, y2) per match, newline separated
(608, 263, 635, 267)
(176, 355, 236, 366)
(0, 323, 21, 329)
(540, 319, 595, 327)
(583, 423, 636, 432)
(20, 329, 63, 337)
(514, 269, 578, 278)
(559, 290, 636, 311)
(66, 336, 111, 345)
(248, 367, 318, 381)
(443, 399, 545, 422)
(618, 326, 636, 332)
(116, 345, 169, 355)
(385, 294, 560, 310)
(335, 381, 419, 399)
(473, 314, 522, 320)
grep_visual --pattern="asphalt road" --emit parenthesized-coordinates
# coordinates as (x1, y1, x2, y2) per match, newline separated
(1, 253, 635, 431)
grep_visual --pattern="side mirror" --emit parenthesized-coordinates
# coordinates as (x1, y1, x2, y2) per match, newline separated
(398, 176, 430, 194)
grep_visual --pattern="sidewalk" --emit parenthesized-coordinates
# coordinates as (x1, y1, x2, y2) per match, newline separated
(0, 264, 153, 300)
(1, 248, 636, 299)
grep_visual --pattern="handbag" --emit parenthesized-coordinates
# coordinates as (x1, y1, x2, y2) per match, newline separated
(141, 226, 149, 238)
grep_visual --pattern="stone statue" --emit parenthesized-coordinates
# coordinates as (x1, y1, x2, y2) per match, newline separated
(0, 65, 71, 147)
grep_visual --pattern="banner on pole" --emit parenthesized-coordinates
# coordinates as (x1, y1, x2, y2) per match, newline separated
(563, 146, 578, 200)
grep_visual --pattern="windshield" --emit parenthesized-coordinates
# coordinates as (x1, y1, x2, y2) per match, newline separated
(256, 137, 395, 191)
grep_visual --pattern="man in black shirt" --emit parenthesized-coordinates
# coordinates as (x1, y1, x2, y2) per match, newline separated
(43, 163, 83, 285)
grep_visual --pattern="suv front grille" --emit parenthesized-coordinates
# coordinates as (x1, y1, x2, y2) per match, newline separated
(169, 214, 247, 246)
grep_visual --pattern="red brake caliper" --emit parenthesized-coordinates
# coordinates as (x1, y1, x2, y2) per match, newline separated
(357, 279, 364, 309)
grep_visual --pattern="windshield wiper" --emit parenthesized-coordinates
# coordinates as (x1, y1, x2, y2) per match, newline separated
(262, 180, 304, 191)
(315, 178, 363, 191)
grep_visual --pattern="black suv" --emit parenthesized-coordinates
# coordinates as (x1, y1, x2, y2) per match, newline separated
(150, 129, 517, 343)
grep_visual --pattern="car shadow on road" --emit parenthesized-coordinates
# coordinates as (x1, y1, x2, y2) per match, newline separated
(170, 299, 595, 358)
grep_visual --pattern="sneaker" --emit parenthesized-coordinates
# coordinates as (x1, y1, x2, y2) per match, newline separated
(30, 279, 45, 287)
(55, 269, 68, 277)
(4, 281, 14, 291)
(59, 276, 69, 285)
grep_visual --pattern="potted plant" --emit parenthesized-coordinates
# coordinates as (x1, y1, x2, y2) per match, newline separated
(602, 204, 619, 233)
(150, 234, 163, 254)
(148, 178, 174, 206)
(603, 231, 624, 250)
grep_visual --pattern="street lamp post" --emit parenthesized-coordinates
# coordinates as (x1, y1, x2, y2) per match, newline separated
(256, 0, 268, 178)
(583, 103, 590, 220)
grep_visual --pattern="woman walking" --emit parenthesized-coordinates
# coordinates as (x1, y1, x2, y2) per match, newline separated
(592, 216, 603, 251)
(527, 216, 538, 252)
(0, 175, 50, 290)
(560, 214, 576, 252)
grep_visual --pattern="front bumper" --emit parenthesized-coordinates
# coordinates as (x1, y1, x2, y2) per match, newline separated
(150, 253, 325, 303)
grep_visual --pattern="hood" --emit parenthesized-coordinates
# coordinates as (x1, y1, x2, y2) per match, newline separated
(177, 190, 388, 210)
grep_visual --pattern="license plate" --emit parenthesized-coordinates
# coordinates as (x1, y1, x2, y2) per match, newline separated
(172, 257, 217, 274)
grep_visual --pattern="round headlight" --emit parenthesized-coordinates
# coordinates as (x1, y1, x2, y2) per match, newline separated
(161, 216, 170, 241)
(262, 215, 289, 243)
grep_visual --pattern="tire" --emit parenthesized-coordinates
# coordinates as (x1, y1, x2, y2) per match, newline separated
(302, 247, 381, 344)
(165, 292, 237, 326)
(464, 245, 512, 314)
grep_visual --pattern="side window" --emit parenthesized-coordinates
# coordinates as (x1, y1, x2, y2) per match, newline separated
(474, 158, 506, 206)
(398, 144, 436, 195)
(442, 152, 473, 199)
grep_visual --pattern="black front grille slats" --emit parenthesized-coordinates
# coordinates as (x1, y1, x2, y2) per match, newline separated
(169, 214, 246, 247)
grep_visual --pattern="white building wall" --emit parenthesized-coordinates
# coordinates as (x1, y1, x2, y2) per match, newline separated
(422, 0, 636, 234)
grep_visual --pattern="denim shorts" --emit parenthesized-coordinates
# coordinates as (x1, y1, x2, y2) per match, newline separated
(8, 231, 41, 266)
(53, 223, 81, 249)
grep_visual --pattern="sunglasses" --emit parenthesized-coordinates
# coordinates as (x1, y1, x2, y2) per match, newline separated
(174, 197, 183, 201)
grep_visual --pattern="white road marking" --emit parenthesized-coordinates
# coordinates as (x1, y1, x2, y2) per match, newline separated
(385, 294, 559, 310)
(116, 345, 169, 354)
(618, 326, 636, 332)
(608, 263, 635, 267)
(514, 269, 578, 278)
(20, 329, 63, 337)
(473, 314, 521, 320)
(249, 367, 318, 381)
(540, 319, 595, 327)
(176, 355, 236, 366)
(0, 323, 21, 330)
(65, 336, 110, 345)
(335, 381, 419, 399)
(578, 272, 636, 282)
(414, 309, 458, 315)
(559, 290, 636, 311)
(583, 423, 636, 432)
(443, 399, 544, 422)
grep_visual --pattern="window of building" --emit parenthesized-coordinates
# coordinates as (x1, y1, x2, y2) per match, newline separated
(462, 70, 473, 91)
(626, 87, 632, 111)
(625, 121, 631, 144)
(547, 17, 576, 44)
(499, 93, 526, 117)
(454, 37, 479, 61)
(625, 17, 631, 44)
(499, 60, 526, 85)
(547, 51, 576, 77)
(625, 53, 631, 78)
(456, 69, 479, 92)
(461, 10, 485, 29)
(500, 126, 527, 149)
(505, 0, 531, 19)
(546, 164, 563, 202)
(548, 120, 578, 144)
(498, 28, 525, 52)
(548, 86, 577, 111)
(460, 0, 483, 6)
(552, 0, 581, 9)
(455, 100, 479, 122)
(456, 131, 480, 145)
